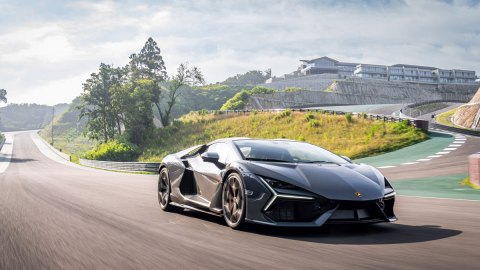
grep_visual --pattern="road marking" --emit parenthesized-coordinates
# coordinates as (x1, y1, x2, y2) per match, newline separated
(443, 148, 457, 151)
(401, 162, 419, 165)
(416, 158, 431, 161)
(428, 155, 442, 158)
(378, 165, 396, 169)
(436, 151, 450, 155)
(398, 195, 480, 202)
(448, 144, 462, 147)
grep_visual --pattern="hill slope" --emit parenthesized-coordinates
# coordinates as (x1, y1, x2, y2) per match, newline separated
(139, 111, 428, 161)
(0, 103, 68, 131)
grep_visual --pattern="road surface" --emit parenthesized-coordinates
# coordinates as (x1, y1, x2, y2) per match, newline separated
(1, 132, 479, 269)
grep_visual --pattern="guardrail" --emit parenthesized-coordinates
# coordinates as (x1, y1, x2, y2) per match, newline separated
(79, 159, 160, 173)
(431, 122, 480, 137)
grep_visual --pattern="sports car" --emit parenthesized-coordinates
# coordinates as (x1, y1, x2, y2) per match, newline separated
(157, 138, 397, 229)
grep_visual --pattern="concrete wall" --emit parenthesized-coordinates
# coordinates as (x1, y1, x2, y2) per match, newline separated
(249, 78, 479, 109)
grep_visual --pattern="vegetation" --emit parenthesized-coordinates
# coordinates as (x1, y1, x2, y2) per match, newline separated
(138, 111, 428, 161)
(0, 89, 7, 104)
(405, 102, 450, 118)
(284, 87, 303, 92)
(83, 140, 140, 161)
(0, 103, 68, 131)
(220, 86, 277, 110)
(435, 108, 458, 127)
(77, 37, 205, 145)
(39, 97, 93, 159)
(222, 70, 271, 86)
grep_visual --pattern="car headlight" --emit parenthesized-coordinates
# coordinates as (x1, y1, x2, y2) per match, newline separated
(260, 177, 297, 190)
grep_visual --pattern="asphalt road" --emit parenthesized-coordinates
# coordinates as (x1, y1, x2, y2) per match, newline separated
(380, 134, 480, 180)
(1, 132, 480, 269)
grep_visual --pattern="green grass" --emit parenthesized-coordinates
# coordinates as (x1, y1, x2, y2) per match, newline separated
(435, 108, 458, 127)
(462, 177, 480, 190)
(139, 111, 428, 161)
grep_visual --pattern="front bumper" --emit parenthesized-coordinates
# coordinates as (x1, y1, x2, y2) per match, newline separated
(244, 175, 396, 227)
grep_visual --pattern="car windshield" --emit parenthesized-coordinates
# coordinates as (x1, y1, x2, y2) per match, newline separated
(233, 140, 348, 164)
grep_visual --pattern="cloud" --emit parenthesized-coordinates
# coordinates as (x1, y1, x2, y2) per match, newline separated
(0, 0, 479, 105)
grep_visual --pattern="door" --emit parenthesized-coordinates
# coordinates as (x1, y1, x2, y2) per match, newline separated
(188, 142, 233, 204)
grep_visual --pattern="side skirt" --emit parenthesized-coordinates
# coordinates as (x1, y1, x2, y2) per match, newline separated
(170, 202, 222, 217)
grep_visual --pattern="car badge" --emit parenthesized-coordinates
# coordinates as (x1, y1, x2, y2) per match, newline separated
(355, 192, 362, 198)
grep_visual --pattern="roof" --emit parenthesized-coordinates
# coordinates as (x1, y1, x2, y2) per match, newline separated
(300, 56, 339, 64)
(392, 64, 437, 70)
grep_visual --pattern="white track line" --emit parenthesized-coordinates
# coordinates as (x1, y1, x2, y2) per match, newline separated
(444, 148, 457, 151)
(428, 155, 442, 158)
(416, 158, 431, 161)
(378, 166, 396, 169)
(436, 151, 450, 155)
(402, 162, 419, 165)
(449, 144, 462, 147)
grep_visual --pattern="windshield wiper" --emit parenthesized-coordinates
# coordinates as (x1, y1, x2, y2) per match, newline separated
(245, 158, 290, 163)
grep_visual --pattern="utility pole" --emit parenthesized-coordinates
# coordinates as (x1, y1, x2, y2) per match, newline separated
(51, 106, 54, 145)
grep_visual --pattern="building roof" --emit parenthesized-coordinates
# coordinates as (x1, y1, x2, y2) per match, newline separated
(300, 56, 338, 63)
(392, 64, 437, 70)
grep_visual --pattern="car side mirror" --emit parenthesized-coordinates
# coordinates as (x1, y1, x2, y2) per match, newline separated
(341, 156, 352, 162)
(201, 152, 220, 163)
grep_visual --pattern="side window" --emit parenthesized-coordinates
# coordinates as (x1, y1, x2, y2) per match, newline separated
(206, 143, 233, 164)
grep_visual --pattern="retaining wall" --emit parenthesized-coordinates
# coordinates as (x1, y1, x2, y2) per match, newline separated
(249, 78, 479, 109)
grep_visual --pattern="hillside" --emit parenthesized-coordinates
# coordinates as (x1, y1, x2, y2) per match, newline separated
(139, 110, 428, 161)
(451, 86, 480, 129)
(39, 97, 92, 156)
(0, 103, 68, 131)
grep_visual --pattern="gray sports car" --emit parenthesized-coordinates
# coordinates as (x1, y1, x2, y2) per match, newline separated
(158, 138, 397, 229)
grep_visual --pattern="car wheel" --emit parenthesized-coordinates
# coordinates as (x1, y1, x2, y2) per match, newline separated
(158, 168, 172, 211)
(222, 173, 246, 229)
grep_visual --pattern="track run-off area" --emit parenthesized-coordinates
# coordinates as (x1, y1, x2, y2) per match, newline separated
(0, 131, 480, 269)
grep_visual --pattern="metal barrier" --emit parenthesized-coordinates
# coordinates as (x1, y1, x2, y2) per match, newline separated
(79, 159, 160, 173)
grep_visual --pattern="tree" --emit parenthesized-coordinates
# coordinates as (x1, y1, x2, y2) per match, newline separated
(121, 79, 157, 144)
(157, 63, 205, 126)
(129, 37, 167, 81)
(0, 89, 7, 103)
(78, 64, 125, 142)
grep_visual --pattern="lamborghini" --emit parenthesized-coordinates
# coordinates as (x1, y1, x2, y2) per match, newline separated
(157, 138, 397, 229)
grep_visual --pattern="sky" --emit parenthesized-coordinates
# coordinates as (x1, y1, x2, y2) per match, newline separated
(0, 0, 479, 105)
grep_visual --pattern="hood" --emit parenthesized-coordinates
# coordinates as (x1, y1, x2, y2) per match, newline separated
(243, 161, 386, 201)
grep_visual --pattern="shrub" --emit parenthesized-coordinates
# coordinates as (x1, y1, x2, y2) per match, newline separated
(305, 112, 315, 121)
(345, 113, 353, 123)
(83, 140, 140, 161)
(308, 119, 321, 128)
(392, 120, 410, 134)
(274, 109, 291, 120)
(221, 86, 277, 110)
(284, 87, 303, 92)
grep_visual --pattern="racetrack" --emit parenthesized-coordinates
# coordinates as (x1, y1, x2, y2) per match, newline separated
(1, 132, 480, 269)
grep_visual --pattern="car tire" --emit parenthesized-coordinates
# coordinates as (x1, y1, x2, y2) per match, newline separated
(222, 172, 246, 229)
(158, 168, 173, 211)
